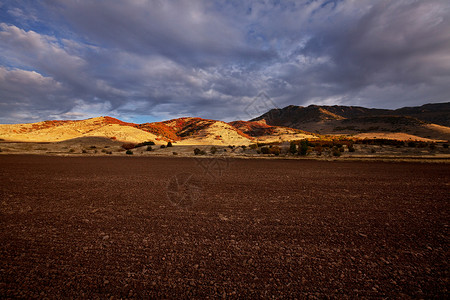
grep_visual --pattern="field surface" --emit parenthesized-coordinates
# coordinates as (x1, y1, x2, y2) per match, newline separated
(0, 155, 448, 298)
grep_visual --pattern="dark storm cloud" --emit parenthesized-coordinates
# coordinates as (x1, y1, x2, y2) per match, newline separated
(0, 0, 449, 124)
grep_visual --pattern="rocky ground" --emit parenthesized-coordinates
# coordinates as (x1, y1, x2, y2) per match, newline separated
(0, 155, 448, 298)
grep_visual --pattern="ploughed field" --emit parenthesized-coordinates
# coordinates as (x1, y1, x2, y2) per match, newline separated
(0, 155, 448, 298)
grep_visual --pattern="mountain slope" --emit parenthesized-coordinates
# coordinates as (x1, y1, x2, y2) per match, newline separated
(229, 120, 317, 143)
(251, 103, 450, 140)
(0, 116, 255, 145)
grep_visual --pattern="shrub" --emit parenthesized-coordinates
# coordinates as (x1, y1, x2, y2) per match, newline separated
(160, 145, 166, 149)
(371, 148, 376, 153)
(314, 145, 323, 156)
(69, 149, 75, 153)
(135, 141, 155, 148)
(332, 147, 341, 157)
(0, 148, 2, 152)
(249, 144, 258, 150)
(260, 147, 270, 154)
(122, 143, 135, 150)
(167, 142, 173, 147)
(126, 150, 133, 155)
(90, 145, 96, 149)
(256, 150, 261, 154)
(210, 146, 217, 154)
(443, 143, 449, 149)
(348, 142, 355, 152)
(417, 142, 428, 148)
(339, 147, 345, 152)
(429, 143, 436, 150)
(241, 145, 247, 150)
(299, 140, 308, 156)
(173, 152, 178, 155)
(101, 149, 107, 153)
(146, 146, 152, 151)
(269, 146, 281, 156)
(407, 141, 416, 147)
(82, 149, 87, 153)
(194, 148, 201, 155)
(106, 151, 112, 155)
(289, 142, 297, 154)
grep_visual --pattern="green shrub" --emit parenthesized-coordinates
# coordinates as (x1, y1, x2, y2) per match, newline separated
(160, 145, 166, 149)
(90, 145, 96, 149)
(167, 142, 173, 147)
(299, 140, 308, 156)
(289, 142, 297, 154)
(82, 149, 87, 153)
(260, 147, 270, 154)
(241, 145, 247, 150)
(173, 152, 178, 155)
(146, 146, 152, 151)
(256, 150, 261, 154)
(126, 150, 133, 155)
(210, 146, 217, 154)
(194, 148, 201, 155)
(107, 151, 112, 155)
(249, 144, 258, 150)
(269, 146, 281, 156)
(69, 149, 75, 153)
(332, 147, 341, 157)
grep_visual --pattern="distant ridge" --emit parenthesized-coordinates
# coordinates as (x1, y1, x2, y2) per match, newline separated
(251, 102, 450, 140)
(0, 102, 448, 143)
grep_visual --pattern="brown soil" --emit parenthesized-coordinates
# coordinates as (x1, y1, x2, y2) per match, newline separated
(0, 155, 448, 298)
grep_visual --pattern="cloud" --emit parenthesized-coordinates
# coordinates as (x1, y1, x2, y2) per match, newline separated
(0, 0, 449, 124)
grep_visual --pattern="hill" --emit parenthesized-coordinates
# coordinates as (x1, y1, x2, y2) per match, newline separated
(251, 103, 450, 140)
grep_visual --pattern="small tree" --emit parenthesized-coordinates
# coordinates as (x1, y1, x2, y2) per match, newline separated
(126, 150, 133, 155)
(270, 146, 281, 156)
(160, 145, 166, 149)
(194, 148, 201, 155)
(332, 147, 341, 157)
(299, 140, 308, 156)
(289, 142, 297, 154)
(167, 141, 173, 147)
(260, 147, 270, 154)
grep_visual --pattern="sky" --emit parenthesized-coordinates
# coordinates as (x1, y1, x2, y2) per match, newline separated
(0, 0, 449, 124)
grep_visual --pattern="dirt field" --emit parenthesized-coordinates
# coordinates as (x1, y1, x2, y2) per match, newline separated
(0, 155, 448, 298)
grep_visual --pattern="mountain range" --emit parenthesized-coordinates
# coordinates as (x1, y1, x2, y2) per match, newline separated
(0, 102, 449, 144)
(252, 102, 450, 141)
